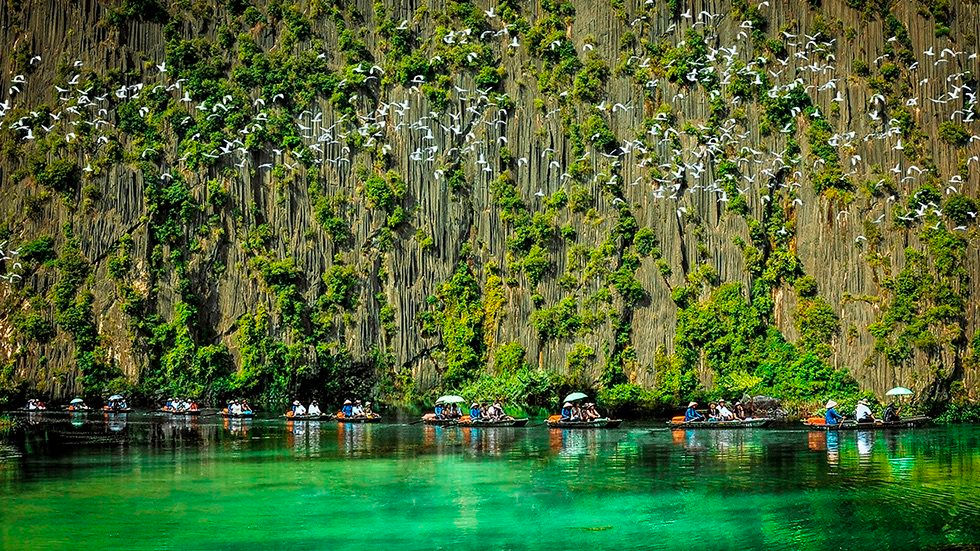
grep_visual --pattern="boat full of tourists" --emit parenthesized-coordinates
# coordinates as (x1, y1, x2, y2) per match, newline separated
(668, 401, 771, 428)
(102, 395, 132, 413)
(161, 398, 201, 416)
(806, 393, 930, 430)
(221, 399, 254, 418)
(546, 392, 622, 429)
(336, 399, 380, 423)
(422, 397, 526, 427)
(284, 399, 333, 420)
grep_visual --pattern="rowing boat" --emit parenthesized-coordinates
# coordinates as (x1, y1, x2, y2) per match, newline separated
(284, 414, 334, 421)
(546, 417, 623, 429)
(667, 418, 771, 429)
(803, 416, 931, 430)
(163, 409, 202, 416)
(458, 418, 529, 427)
(221, 411, 254, 418)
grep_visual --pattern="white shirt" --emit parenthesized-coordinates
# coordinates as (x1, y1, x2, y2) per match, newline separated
(308, 404, 321, 415)
(352, 405, 363, 416)
(855, 403, 872, 419)
(717, 405, 734, 420)
(294, 404, 307, 416)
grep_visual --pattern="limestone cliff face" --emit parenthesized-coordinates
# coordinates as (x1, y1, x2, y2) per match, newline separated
(0, 0, 977, 406)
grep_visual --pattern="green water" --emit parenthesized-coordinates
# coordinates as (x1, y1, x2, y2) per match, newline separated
(1, 414, 978, 549)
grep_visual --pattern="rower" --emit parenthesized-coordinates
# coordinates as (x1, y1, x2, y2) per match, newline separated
(434, 402, 444, 419)
(342, 400, 354, 417)
(855, 399, 874, 423)
(560, 402, 573, 421)
(469, 402, 481, 420)
(825, 400, 844, 425)
(308, 400, 321, 416)
(684, 402, 704, 422)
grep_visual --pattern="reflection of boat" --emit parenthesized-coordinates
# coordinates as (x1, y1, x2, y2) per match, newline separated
(105, 413, 128, 432)
(803, 416, 931, 429)
(458, 417, 529, 427)
(102, 407, 132, 413)
(546, 417, 623, 429)
(284, 414, 334, 421)
(666, 418, 771, 429)
(336, 414, 380, 423)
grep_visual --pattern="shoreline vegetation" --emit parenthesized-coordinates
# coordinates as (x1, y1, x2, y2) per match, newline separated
(0, 0, 977, 423)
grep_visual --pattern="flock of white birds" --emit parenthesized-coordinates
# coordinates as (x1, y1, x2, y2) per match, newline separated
(0, 3, 978, 285)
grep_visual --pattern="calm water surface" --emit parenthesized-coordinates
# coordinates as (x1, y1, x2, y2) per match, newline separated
(1, 413, 978, 549)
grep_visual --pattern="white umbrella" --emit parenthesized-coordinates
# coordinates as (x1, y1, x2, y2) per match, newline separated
(108, 394, 123, 401)
(70, 398, 85, 404)
(564, 392, 589, 402)
(435, 395, 465, 404)
(885, 387, 914, 397)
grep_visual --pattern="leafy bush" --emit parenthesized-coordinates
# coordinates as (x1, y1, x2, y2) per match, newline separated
(19, 235, 56, 264)
(938, 122, 969, 147)
(32, 159, 78, 194)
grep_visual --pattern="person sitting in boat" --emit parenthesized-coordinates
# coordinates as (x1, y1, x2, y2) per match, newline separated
(230, 400, 242, 415)
(434, 402, 444, 419)
(684, 402, 705, 422)
(707, 402, 719, 420)
(189, 401, 198, 412)
(241, 400, 253, 414)
(308, 400, 321, 416)
(364, 402, 374, 416)
(341, 400, 354, 417)
(492, 400, 507, 420)
(734, 402, 746, 420)
(883, 402, 900, 422)
(717, 400, 735, 421)
(68, 399, 88, 411)
(855, 399, 875, 423)
(294, 401, 307, 416)
(583, 403, 600, 421)
(164, 398, 174, 412)
(469, 403, 481, 420)
(353, 400, 366, 417)
(825, 400, 844, 425)
(560, 402, 573, 421)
